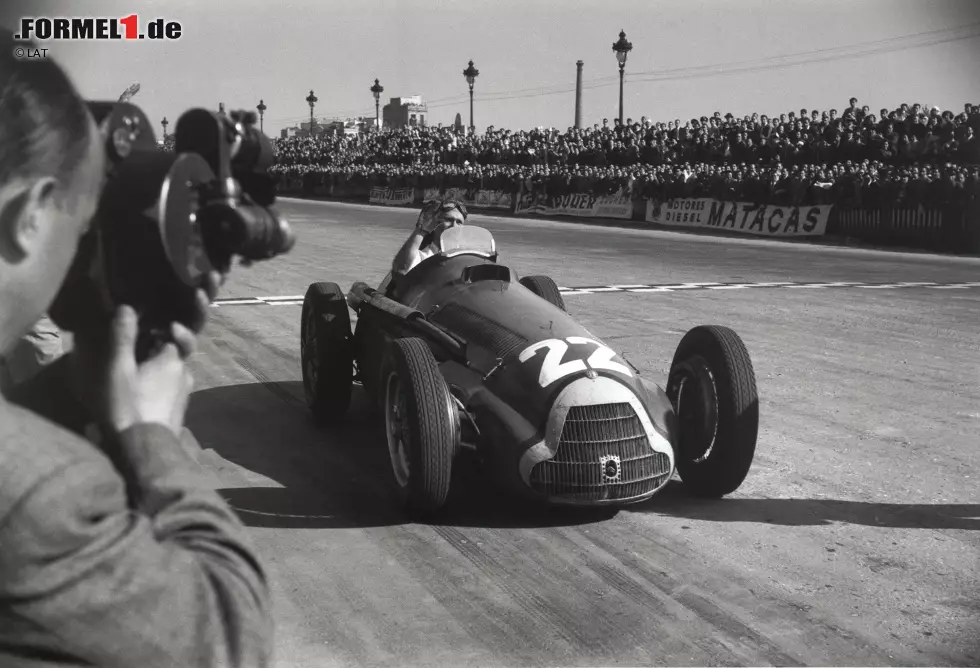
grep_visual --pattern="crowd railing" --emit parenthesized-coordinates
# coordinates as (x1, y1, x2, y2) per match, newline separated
(270, 169, 979, 255)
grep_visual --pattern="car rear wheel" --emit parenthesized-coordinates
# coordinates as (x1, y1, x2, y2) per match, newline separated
(382, 337, 459, 517)
(520, 275, 566, 311)
(301, 282, 354, 424)
(666, 325, 758, 497)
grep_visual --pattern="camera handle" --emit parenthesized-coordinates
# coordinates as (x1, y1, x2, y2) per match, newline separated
(135, 327, 173, 363)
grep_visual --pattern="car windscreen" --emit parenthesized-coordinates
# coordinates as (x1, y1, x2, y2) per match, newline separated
(437, 225, 496, 258)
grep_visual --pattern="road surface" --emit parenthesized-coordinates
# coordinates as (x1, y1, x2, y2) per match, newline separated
(187, 198, 980, 667)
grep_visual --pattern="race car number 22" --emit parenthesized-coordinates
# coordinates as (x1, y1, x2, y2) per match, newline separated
(517, 337, 632, 388)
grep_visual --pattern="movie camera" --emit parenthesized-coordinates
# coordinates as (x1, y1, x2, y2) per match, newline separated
(49, 102, 295, 359)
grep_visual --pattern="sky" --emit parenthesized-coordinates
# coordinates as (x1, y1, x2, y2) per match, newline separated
(5, 0, 980, 139)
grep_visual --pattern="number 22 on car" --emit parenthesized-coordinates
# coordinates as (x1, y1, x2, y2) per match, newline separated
(517, 337, 632, 388)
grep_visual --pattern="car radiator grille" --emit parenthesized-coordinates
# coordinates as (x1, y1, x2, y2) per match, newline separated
(530, 402, 671, 503)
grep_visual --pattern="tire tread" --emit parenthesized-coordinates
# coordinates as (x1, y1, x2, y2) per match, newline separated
(302, 282, 353, 424)
(669, 325, 758, 497)
(388, 338, 456, 515)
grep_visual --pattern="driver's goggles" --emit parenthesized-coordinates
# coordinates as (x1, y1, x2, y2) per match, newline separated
(429, 199, 468, 219)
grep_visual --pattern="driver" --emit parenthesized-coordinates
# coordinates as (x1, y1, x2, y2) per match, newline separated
(391, 197, 468, 277)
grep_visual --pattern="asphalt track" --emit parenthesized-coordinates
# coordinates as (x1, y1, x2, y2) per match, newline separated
(189, 198, 980, 667)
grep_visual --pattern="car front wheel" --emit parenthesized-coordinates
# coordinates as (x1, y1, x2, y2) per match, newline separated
(381, 337, 459, 517)
(666, 325, 758, 497)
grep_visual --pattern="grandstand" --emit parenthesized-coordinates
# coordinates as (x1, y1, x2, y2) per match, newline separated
(266, 100, 980, 210)
(158, 99, 980, 251)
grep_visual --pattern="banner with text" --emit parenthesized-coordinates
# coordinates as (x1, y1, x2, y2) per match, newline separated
(424, 187, 514, 210)
(515, 190, 634, 219)
(370, 187, 416, 206)
(645, 198, 832, 237)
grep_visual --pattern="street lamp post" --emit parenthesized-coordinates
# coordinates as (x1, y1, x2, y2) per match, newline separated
(612, 30, 633, 125)
(306, 89, 318, 136)
(161, 116, 168, 141)
(370, 78, 384, 132)
(462, 60, 479, 133)
(256, 99, 266, 133)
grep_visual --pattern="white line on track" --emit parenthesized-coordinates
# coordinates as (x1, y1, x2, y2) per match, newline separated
(210, 280, 980, 306)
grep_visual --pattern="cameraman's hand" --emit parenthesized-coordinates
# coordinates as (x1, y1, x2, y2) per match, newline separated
(186, 270, 224, 334)
(74, 306, 195, 437)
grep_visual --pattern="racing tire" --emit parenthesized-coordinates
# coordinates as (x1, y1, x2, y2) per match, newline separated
(666, 325, 758, 498)
(381, 337, 459, 517)
(520, 275, 567, 311)
(301, 282, 354, 425)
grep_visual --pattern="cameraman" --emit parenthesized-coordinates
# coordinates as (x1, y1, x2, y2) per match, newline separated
(0, 30, 273, 667)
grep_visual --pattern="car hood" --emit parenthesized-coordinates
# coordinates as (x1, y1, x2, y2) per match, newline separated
(426, 279, 644, 431)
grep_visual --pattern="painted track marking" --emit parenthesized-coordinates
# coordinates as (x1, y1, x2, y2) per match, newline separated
(210, 281, 980, 305)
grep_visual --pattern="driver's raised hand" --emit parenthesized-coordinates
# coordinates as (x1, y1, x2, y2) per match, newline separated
(415, 209, 439, 234)
(417, 199, 454, 234)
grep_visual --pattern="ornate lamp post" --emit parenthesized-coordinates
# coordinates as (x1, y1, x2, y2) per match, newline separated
(612, 30, 633, 125)
(370, 78, 384, 132)
(256, 99, 267, 132)
(306, 89, 318, 136)
(161, 116, 168, 141)
(462, 60, 479, 132)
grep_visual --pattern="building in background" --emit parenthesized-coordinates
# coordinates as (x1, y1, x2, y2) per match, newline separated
(280, 116, 379, 139)
(383, 96, 428, 129)
(347, 116, 379, 134)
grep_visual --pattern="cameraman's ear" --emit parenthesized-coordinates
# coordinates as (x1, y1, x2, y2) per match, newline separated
(0, 177, 56, 261)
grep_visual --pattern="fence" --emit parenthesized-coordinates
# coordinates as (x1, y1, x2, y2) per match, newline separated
(273, 172, 979, 254)
(831, 202, 978, 252)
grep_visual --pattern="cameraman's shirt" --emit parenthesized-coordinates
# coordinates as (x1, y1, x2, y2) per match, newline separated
(0, 359, 274, 668)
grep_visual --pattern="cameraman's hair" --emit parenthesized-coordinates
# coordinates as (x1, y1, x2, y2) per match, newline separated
(0, 28, 91, 187)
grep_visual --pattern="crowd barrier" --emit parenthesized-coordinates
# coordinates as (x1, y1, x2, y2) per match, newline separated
(273, 173, 979, 254)
(830, 202, 978, 252)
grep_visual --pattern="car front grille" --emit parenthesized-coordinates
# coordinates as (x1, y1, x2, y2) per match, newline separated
(529, 402, 671, 503)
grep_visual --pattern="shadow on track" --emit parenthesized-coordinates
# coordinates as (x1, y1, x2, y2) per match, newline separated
(633, 481, 980, 530)
(186, 381, 616, 531)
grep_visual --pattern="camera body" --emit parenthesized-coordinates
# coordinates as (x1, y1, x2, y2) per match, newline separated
(49, 102, 295, 358)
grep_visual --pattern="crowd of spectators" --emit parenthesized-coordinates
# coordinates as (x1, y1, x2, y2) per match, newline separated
(274, 159, 980, 209)
(171, 99, 980, 208)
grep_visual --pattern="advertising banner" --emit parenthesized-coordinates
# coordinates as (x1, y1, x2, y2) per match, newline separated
(515, 189, 634, 220)
(644, 198, 832, 237)
(426, 187, 514, 210)
(469, 189, 513, 210)
(369, 187, 416, 206)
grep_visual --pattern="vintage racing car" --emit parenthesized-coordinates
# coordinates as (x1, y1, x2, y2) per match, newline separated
(300, 225, 759, 516)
